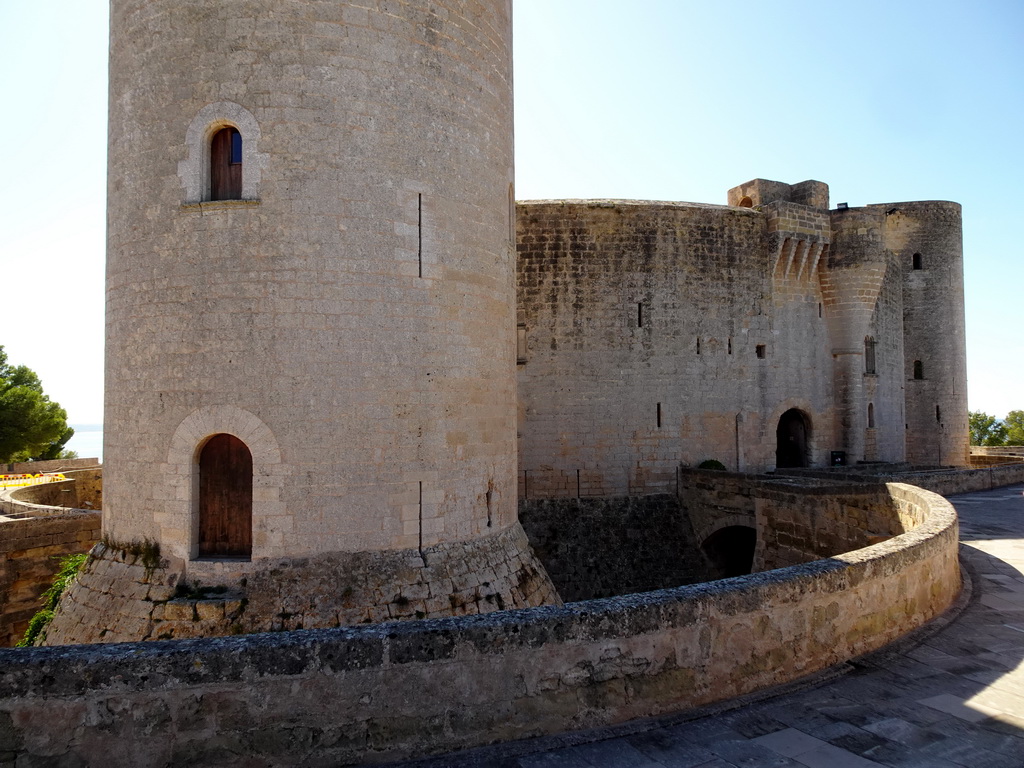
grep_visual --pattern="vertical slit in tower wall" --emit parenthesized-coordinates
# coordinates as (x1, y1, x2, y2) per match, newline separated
(657, 403, 662, 429)
(417, 193, 423, 278)
(735, 412, 742, 471)
(418, 481, 424, 556)
(638, 303, 643, 328)
(576, 469, 581, 498)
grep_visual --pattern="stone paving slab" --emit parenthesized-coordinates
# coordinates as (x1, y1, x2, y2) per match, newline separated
(390, 484, 1024, 768)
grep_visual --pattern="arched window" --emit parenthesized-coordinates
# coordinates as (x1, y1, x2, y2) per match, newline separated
(867, 402, 875, 428)
(913, 360, 924, 380)
(210, 127, 242, 201)
(912, 253, 923, 270)
(864, 336, 876, 374)
(738, 196, 753, 208)
(198, 433, 252, 558)
(180, 102, 265, 204)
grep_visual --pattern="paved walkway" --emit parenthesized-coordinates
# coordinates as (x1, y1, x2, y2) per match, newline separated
(395, 484, 1024, 768)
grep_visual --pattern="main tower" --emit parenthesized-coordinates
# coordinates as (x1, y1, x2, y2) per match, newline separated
(46, 0, 557, 643)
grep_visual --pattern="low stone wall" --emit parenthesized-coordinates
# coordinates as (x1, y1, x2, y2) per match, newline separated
(892, 465, 1024, 494)
(519, 495, 711, 600)
(969, 454, 1021, 468)
(971, 446, 1024, 458)
(778, 463, 1024, 495)
(755, 483, 907, 571)
(3, 458, 100, 474)
(0, 511, 101, 647)
(0, 483, 959, 765)
(4, 470, 103, 513)
(677, 469, 920, 572)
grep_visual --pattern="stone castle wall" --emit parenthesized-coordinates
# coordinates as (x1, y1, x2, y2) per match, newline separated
(0, 482, 959, 766)
(516, 200, 837, 495)
(515, 189, 969, 493)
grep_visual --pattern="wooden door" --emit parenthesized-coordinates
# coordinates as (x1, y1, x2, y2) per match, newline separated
(198, 433, 252, 558)
(210, 127, 242, 201)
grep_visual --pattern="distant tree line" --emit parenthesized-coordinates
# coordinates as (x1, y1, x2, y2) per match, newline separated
(969, 410, 1024, 446)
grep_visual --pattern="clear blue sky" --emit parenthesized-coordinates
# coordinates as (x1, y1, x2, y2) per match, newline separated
(1, 1, 1022, 427)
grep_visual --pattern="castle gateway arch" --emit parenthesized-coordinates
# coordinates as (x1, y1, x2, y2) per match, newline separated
(776, 408, 811, 468)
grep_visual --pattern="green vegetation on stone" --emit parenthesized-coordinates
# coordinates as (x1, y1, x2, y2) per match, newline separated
(101, 535, 162, 573)
(16, 553, 89, 647)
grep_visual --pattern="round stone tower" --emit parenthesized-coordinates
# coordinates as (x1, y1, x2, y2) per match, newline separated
(889, 201, 969, 467)
(46, 0, 557, 644)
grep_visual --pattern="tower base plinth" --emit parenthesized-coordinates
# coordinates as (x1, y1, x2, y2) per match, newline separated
(42, 524, 559, 646)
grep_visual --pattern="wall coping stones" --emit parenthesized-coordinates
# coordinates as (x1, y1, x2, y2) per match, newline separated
(518, 199, 746, 214)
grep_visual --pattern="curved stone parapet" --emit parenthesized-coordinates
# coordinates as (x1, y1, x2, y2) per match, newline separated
(1, 483, 959, 765)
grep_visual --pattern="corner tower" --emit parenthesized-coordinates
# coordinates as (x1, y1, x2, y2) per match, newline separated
(47, 0, 557, 644)
(889, 202, 969, 466)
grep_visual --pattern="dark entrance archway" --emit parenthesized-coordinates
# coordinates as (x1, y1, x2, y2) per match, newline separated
(198, 433, 253, 558)
(701, 525, 756, 578)
(776, 408, 810, 468)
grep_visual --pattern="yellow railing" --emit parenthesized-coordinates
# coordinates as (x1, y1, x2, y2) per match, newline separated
(0, 473, 66, 489)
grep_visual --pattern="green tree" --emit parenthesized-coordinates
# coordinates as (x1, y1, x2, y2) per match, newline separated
(968, 411, 1007, 446)
(0, 347, 74, 462)
(1005, 410, 1024, 446)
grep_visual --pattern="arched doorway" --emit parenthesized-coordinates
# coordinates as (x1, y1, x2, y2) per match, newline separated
(701, 525, 756, 578)
(776, 409, 810, 468)
(198, 433, 252, 558)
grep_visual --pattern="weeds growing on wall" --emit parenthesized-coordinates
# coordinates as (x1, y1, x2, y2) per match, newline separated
(16, 552, 89, 647)
(101, 535, 162, 573)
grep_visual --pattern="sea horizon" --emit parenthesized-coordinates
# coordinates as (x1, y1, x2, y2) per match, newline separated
(65, 423, 103, 461)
